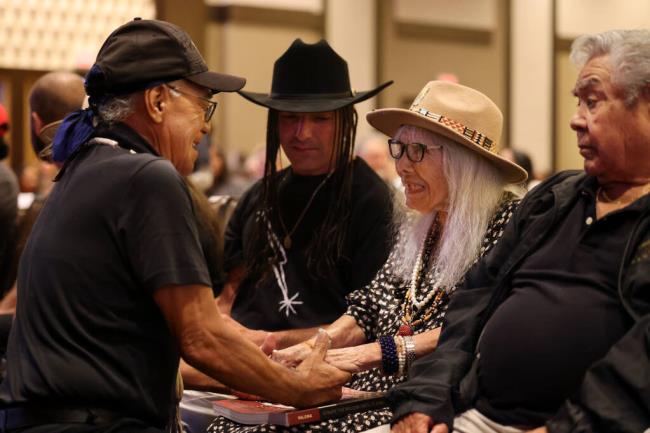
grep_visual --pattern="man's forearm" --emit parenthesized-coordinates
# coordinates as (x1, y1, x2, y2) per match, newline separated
(296, 315, 367, 349)
(273, 326, 324, 349)
(180, 359, 231, 392)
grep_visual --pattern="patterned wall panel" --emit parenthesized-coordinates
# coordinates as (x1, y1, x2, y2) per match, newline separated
(0, 0, 155, 70)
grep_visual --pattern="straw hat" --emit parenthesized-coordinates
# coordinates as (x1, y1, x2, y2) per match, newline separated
(366, 81, 527, 183)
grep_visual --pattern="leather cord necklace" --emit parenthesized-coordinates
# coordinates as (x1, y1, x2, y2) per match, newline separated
(278, 171, 333, 250)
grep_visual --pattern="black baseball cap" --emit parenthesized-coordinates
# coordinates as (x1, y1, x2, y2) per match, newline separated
(85, 18, 245, 97)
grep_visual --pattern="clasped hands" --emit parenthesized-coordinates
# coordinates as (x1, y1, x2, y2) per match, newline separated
(272, 339, 379, 373)
(220, 313, 376, 374)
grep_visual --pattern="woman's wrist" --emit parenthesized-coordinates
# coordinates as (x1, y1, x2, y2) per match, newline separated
(361, 342, 382, 371)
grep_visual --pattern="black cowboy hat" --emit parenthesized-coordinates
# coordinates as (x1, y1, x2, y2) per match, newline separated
(239, 39, 392, 112)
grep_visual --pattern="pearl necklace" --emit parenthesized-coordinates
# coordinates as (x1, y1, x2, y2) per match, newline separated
(398, 214, 443, 336)
(408, 214, 441, 310)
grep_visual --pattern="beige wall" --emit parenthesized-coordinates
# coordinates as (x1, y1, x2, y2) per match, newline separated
(510, 0, 553, 176)
(205, 0, 510, 158)
(379, 0, 509, 145)
(325, 0, 378, 140)
(206, 16, 321, 156)
(555, 50, 581, 172)
(553, 0, 650, 172)
(395, 0, 496, 29)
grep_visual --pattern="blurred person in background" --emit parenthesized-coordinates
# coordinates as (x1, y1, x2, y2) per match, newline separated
(0, 103, 18, 330)
(356, 132, 401, 191)
(500, 147, 540, 190)
(205, 144, 251, 198)
(0, 71, 86, 318)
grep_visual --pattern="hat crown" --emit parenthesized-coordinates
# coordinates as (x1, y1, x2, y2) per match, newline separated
(86, 19, 208, 97)
(410, 81, 503, 152)
(270, 39, 352, 97)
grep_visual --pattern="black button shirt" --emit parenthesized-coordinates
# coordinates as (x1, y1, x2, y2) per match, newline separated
(475, 177, 640, 427)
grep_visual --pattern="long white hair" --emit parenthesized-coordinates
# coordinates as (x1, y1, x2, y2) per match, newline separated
(392, 125, 519, 289)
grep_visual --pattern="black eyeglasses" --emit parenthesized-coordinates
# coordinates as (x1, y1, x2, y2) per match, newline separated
(165, 84, 218, 122)
(388, 138, 442, 163)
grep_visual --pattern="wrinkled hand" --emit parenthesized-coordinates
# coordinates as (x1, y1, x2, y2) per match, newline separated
(271, 341, 312, 368)
(220, 313, 268, 346)
(260, 333, 278, 356)
(392, 412, 446, 433)
(292, 329, 351, 407)
(325, 342, 379, 373)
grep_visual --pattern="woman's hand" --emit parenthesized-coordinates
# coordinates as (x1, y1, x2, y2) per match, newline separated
(325, 342, 381, 373)
(271, 341, 313, 368)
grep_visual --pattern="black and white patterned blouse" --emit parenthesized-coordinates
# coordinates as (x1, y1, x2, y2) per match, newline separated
(208, 197, 518, 433)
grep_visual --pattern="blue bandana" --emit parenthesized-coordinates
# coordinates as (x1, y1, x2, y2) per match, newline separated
(52, 62, 171, 163)
(51, 108, 95, 163)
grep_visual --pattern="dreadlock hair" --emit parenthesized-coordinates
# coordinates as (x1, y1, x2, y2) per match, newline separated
(245, 105, 358, 284)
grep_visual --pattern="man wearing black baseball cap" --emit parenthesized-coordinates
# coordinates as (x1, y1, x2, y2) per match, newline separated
(0, 19, 348, 433)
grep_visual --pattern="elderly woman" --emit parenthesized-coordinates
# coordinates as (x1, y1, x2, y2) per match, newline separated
(209, 81, 526, 433)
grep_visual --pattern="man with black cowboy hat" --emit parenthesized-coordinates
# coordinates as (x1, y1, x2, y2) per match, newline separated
(0, 19, 349, 433)
(217, 39, 394, 347)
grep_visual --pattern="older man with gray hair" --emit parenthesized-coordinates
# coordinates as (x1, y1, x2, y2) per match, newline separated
(0, 19, 348, 433)
(390, 29, 650, 433)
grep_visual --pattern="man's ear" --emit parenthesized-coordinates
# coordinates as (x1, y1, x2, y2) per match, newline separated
(144, 86, 166, 123)
(31, 111, 44, 135)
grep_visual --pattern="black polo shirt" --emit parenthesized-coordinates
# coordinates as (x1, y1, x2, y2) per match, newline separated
(0, 123, 211, 429)
(475, 177, 638, 427)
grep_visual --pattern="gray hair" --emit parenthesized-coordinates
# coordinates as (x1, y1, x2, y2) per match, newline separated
(570, 29, 650, 106)
(392, 125, 520, 290)
(94, 94, 137, 124)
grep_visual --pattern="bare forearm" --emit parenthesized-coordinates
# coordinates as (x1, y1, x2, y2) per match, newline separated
(182, 320, 302, 405)
(156, 285, 301, 405)
(180, 359, 231, 392)
(272, 326, 324, 349)
(302, 315, 366, 349)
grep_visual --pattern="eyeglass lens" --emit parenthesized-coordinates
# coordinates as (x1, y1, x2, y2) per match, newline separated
(167, 84, 217, 122)
(388, 139, 426, 162)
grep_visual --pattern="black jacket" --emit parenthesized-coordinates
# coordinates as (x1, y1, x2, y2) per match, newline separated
(389, 170, 650, 433)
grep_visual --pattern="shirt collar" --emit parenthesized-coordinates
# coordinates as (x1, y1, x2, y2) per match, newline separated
(91, 122, 160, 156)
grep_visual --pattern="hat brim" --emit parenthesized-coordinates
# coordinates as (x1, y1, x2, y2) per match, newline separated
(186, 71, 246, 93)
(367, 108, 528, 184)
(238, 81, 393, 113)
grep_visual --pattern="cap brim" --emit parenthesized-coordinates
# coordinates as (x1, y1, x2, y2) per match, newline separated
(238, 81, 393, 113)
(186, 71, 246, 93)
(367, 108, 528, 184)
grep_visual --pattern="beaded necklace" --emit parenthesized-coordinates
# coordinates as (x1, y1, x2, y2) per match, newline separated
(398, 213, 444, 336)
